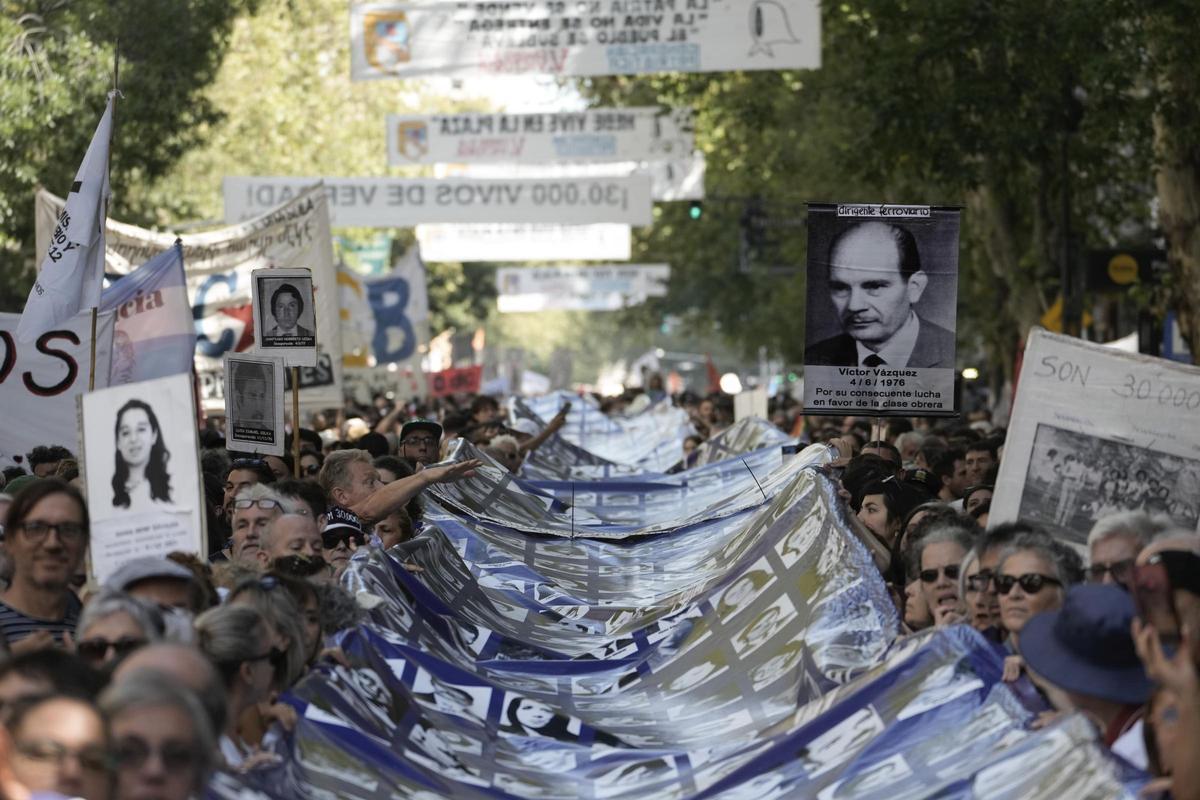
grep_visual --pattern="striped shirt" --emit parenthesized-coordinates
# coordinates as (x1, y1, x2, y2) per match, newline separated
(0, 593, 82, 646)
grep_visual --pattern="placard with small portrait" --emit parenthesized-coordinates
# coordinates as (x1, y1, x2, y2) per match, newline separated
(251, 267, 318, 366)
(224, 353, 285, 456)
(803, 203, 961, 416)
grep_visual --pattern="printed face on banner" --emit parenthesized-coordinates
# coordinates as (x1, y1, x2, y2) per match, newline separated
(224, 354, 286, 457)
(803, 204, 960, 416)
(364, 10, 411, 70)
(251, 268, 317, 367)
(81, 373, 206, 583)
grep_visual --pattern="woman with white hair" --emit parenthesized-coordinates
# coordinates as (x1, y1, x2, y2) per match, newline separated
(73, 588, 164, 672)
(101, 670, 217, 800)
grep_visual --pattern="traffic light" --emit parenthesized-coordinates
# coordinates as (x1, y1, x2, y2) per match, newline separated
(688, 201, 703, 220)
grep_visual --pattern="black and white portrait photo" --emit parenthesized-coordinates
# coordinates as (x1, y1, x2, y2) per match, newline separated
(251, 267, 318, 366)
(82, 373, 206, 584)
(1016, 423, 1200, 543)
(803, 204, 960, 416)
(224, 354, 285, 456)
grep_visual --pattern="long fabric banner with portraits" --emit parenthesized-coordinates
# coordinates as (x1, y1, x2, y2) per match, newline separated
(991, 328, 1200, 545)
(207, 431, 1144, 799)
(803, 203, 961, 416)
(36, 187, 344, 411)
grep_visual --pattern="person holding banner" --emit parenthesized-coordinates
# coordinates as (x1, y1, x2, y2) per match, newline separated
(805, 221, 955, 369)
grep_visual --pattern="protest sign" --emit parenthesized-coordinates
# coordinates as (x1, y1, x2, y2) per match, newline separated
(81, 373, 205, 583)
(339, 249, 429, 368)
(224, 354, 286, 456)
(349, 2, 821, 80)
(0, 311, 114, 468)
(36, 186, 343, 412)
(991, 329, 1200, 544)
(803, 204, 960, 416)
(252, 268, 318, 367)
(222, 175, 654, 227)
(496, 264, 669, 312)
(386, 107, 693, 165)
(99, 244, 194, 385)
(416, 223, 631, 263)
(428, 365, 482, 398)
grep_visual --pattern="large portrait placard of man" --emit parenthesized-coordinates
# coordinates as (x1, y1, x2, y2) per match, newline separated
(224, 353, 286, 456)
(251, 267, 318, 367)
(803, 203, 960, 416)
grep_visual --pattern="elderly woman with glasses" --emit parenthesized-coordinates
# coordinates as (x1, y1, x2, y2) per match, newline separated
(911, 517, 978, 627)
(995, 531, 1082, 678)
(73, 589, 164, 673)
(195, 604, 282, 769)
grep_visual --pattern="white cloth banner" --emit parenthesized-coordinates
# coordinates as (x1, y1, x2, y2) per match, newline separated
(497, 264, 669, 312)
(18, 96, 113, 341)
(386, 107, 693, 165)
(416, 223, 631, 262)
(0, 311, 115, 467)
(340, 247, 429, 368)
(441, 153, 706, 202)
(991, 328, 1200, 545)
(223, 175, 654, 227)
(349, 1, 821, 80)
(36, 187, 344, 411)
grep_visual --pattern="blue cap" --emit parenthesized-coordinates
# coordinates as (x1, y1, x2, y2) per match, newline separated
(1019, 584, 1153, 706)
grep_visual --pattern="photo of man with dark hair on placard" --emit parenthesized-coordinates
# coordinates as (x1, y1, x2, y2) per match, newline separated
(232, 360, 273, 429)
(224, 354, 285, 455)
(805, 219, 955, 369)
(260, 278, 315, 346)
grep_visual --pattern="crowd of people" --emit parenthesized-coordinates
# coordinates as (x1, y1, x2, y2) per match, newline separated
(0, 385, 1195, 799)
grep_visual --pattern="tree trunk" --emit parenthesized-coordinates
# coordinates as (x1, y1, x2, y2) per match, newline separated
(1153, 114, 1200, 359)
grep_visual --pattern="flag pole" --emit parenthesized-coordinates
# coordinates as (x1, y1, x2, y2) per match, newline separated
(291, 367, 301, 477)
(90, 41, 119, 392)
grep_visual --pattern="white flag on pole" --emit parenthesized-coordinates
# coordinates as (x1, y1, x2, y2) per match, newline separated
(17, 94, 114, 342)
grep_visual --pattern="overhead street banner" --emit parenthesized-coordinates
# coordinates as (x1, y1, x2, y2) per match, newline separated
(497, 264, 669, 312)
(350, 1, 822, 80)
(445, 153, 706, 202)
(416, 223, 631, 262)
(386, 107, 693, 165)
(223, 176, 654, 227)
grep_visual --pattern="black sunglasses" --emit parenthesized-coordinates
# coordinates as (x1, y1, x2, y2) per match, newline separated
(919, 564, 960, 583)
(246, 646, 288, 673)
(77, 636, 146, 664)
(322, 529, 365, 549)
(1086, 558, 1135, 583)
(113, 737, 197, 772)
(995, 573, 1062, 595)
(965, 569, 995, 593)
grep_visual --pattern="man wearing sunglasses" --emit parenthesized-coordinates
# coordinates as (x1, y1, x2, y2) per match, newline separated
(1086, 510, 1164, 591)
(321, 507, 367, 578)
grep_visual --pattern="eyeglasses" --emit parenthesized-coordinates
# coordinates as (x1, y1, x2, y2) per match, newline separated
(11, 520, 86, 544)
(272, 554, 330, 578)
(232, 498, 282, 511)
(15, 740, 111, 773)
(919, 564, 960, 583)
(995, 573, 1062, 595)
(113, 736, 198, 772)
(76, 636, 146, 664)
(323, 530, 365, 550)
(1086, 558, 1135, 583)
(402, 436, 438, 448)
(965, 570, 995, 593)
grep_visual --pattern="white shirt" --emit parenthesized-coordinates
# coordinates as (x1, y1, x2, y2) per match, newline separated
(855, 311, 921, 367)
(1111, 719, 1148, 770)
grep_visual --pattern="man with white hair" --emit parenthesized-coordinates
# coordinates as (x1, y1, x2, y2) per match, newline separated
(1086, 510, 1172, 590)
(256, 513, 323, 571)
(226, 484, 297, 566)
(318, 449, 479, 526)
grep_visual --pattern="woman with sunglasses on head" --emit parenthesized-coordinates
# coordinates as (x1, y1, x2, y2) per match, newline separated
(73, 589, 163, 673)
(101, 670, 217, 800)
(194, 604, 281, 770)
(995, 531, 1080, 679)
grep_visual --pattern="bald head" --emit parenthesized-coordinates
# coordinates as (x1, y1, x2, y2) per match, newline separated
(112, 643, 226, 735)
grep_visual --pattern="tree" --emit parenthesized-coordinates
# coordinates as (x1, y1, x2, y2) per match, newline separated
(0, 0, 258, 310)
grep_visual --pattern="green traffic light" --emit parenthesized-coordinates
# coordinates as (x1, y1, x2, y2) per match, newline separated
(688, 201, 703, 220)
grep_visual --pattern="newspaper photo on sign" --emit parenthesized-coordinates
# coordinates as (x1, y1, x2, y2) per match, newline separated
(252, 267, 318, 367)
(803, 203, 960, 416)
(991, 328, 1200, 545)
(80, 372, 206, 583)
(224, 353, 286, 457)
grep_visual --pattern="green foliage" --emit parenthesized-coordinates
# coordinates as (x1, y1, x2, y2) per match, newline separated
(0, 0, 256, 310)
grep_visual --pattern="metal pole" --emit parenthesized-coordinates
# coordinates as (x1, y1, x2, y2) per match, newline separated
(291, 367, 301, 478)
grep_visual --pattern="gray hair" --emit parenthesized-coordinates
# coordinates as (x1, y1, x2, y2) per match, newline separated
(1086, 510, 1173, 553)
(318, 449, 372, 495)
(228, 578, 307, 689)
(996, 531, 1080, 588)
(259, 513, 315, 555)
(77, 588, 165, 641)
(194, 604, 270, 688)
(100, 670, 216, 790)
(910, 518, 977, 577)
(895, 431, 924, 454)
(958, 546, 982, 599)
(234, 483, 298, 514)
